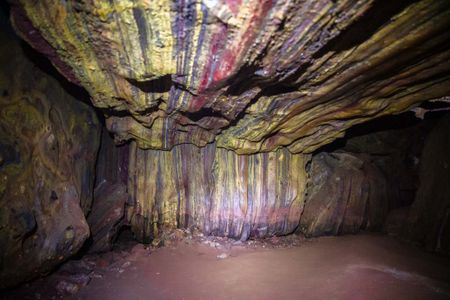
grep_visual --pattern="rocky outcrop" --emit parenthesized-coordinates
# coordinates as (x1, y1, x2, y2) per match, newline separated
(127, 143, 309, 242)
(9, 0, 450, 154)
(0, 29, 100, 287)
(405, 115, 450, 254)
(300, 152, 390, 237)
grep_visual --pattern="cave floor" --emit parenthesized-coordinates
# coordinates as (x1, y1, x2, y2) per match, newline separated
(74, 233, 450, 300)
(4, 233, 450, 300)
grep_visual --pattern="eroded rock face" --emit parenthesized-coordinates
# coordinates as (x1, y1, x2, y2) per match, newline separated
(300, 152, 390, 237)
(0, 30, 100, 288)
(9, 0, 450, 153)
(127, 142, 309, 242)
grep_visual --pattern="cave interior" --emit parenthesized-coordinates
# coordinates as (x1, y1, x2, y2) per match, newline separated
(1, 0, 450, 299)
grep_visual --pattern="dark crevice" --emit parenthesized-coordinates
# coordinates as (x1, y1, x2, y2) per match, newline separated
(223, 64, 261, 96)
(179, 107, 228, 122)
(421, 100, 450, 110)
(126, 75, 172, 93)
(173, 82, 198, 96)
(219, 90, 264, 131)
(315, 110, 445, 154)
(260, 83, 299, 97)
(98, 108, 130, 119)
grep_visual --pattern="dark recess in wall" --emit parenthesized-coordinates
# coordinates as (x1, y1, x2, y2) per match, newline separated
(316, 110, 447, 154)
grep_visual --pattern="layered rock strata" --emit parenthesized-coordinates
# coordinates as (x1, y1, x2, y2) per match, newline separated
(127, 142, 309, 242)
(9, 0, 450, 153)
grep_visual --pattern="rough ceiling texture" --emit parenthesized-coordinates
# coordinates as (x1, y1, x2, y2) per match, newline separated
(9, 0, 450, 153)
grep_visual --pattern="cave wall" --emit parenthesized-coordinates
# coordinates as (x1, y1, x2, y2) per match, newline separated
(0, 29, 100, 287)
(341, 116, 432, 210)
(94, 129, 129, 188)
(405, 115, 450, 254)
(127, 143, 309, 242)
(300, 152, 390, 237)
(87, 130, 129, 253)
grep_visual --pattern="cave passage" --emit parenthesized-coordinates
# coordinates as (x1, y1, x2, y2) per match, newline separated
(1, 1, 450, 299)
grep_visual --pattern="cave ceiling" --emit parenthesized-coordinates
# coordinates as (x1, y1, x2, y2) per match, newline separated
(9, 0, 450, 154)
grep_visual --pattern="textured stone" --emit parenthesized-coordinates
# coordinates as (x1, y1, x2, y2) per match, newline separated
(300, 152, 389, 237)
(127, 142, 309, 242)
(86, 129, 129, 253)
(0, 29, 100, 288)
(94, 129, 129, 188)
(341, 115, 434, 209)
(405, 115, 450, 254)
(9, 0, 450, 153)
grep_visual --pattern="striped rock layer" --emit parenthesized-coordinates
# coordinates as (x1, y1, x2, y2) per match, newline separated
(127, 142, 308, 241)
(10, 0, 450, 153)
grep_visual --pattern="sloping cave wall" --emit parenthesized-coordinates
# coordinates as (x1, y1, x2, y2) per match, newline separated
(0, 27, 100, 287)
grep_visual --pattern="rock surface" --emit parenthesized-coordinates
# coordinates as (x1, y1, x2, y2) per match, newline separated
(300, 152, 390, 237)
(0, 27, 100, 287)
(87, 129, 130, 253)
(128, 142, 309, 242)
(9, 0, 450, 153)
(405, 115, 450, 254)
(341, 115, 432, 209)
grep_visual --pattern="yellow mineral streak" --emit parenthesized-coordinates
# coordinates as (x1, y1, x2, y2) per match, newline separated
(13, 0, 450, 154)
(128, 142, 309, 240)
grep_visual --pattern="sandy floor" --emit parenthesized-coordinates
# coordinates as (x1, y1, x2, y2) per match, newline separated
(65, 234, 450, 300)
